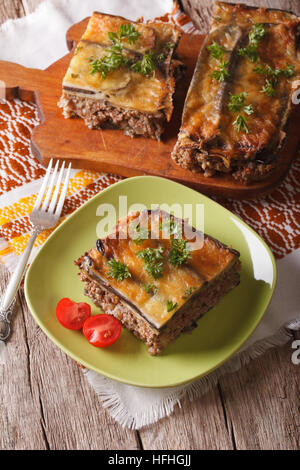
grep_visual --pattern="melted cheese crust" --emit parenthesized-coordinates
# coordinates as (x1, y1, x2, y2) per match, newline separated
(87, 210, 238, 329)
(62, 12, 180, 114)
(177, 2, 300, 164)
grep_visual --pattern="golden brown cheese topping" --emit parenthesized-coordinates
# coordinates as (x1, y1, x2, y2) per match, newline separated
(82, 13, 157, 53)
(86, 210, 238, 330)
(176, 2, 300, 165)
(181, 24, 243, 142)
(62, 12, 180, 115)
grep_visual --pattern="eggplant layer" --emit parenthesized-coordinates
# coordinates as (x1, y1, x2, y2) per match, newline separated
(172, 2, 300, 183)
(79, 260, 240, 355)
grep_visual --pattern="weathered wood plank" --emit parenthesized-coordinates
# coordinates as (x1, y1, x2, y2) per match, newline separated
(21, 0, 43, 15)
(139, 339, 299, 450)
(218, 341, 300, 450)
(0, 265, 47, 450)
(139, 387, 234, 450)
(0, 258, 139, 449)
(17, 284, 140, 450)
(181, 0, 300, 33)
(0, 0, 25, 22)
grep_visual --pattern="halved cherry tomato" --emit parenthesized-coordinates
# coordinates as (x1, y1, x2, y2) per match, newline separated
(56, 298, 91, 330)
(83, 314, 121, 348)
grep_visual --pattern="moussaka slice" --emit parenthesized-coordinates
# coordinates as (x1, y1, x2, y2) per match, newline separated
(75, 209, 240, 355)
(172, 2, 300, 183)
(58, 12, 181, 140)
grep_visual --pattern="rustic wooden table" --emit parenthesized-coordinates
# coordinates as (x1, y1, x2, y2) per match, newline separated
(0, 0, 299, 450)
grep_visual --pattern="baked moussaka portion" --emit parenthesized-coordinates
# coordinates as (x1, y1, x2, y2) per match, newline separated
(172, 1, 300, 183)
(59, 12, 181, 140)
(75, 209, 240, 355)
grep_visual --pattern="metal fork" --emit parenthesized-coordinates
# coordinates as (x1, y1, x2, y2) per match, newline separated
(0, 159, 71, 341)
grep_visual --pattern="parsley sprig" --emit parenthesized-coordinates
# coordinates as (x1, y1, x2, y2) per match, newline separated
(260, 78, 276, 97)
(130, 221, 149, 245)
(228, 92, 247, 112)
(136, 246, 164, 280)
(207, 41, 227, 60)
(111, 23, 141, 45)
(169, 239, 192, 268)
(249, 23, 267, 44)
(212, 61, 230, 82)
(233, 114, 250, 133)
(142, 283, 158, 295)
(132, 48, 171, 77)
(228, 92, 254, 134)
(182, 287, 196, 299)
(244, 104, 255, 115)
(90, 23, 140, 78)
(90, 52, 127, 78)
(159, 218, 182, 238)
(239, 44, 259, 63)
(166, 300, 178, 312)
(254, 63, 295, 81)
(207, 41, 230, 82)
(131, 50, 156, 77)
(254, 63, 295, 97)
(89, 24, 139, 78)
(238, 23, 267, 63)
(89, 22, 173, 79)
(107, 258, 131, 281)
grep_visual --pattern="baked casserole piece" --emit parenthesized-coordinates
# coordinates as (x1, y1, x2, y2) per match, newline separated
(172, 2, 300, 183)
(76, 209, 241, 355)
(59, 12, 181, 140)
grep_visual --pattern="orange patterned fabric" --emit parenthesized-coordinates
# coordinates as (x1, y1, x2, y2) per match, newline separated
(219, 161, 300, 258)
(0, 100, 43, 194)
(0, 99, 122, 261)
(0, 98, 299, 262)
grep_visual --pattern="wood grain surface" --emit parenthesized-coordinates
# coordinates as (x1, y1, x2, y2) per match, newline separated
(0, 0, 299, 451)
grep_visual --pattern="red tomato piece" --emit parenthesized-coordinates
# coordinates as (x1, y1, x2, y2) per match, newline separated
(83, 314, 121, 348)
(56, 298, 91, 330)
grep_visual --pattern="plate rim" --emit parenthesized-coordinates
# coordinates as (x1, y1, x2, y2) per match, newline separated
(24, 175, 277, 388)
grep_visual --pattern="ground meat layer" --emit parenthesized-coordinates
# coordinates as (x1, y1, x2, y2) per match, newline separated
(171, 144, 275, 184)
(79, 261, 240, 355)
(58, 92, 166, 140)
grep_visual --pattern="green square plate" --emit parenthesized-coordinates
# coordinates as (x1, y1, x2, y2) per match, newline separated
(24, 176, 276, 388)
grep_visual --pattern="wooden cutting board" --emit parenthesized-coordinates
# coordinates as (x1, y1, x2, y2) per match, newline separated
(0, 17, 299, 199)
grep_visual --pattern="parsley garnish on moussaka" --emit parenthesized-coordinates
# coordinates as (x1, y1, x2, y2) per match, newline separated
(58, 12, 181, 140)
(172, 2, 300, 183)
(75, 209, 240, 355)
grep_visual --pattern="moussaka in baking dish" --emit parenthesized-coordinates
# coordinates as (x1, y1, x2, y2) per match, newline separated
(59, 12, 181, 140)
(75, 209, 241, 355)
(172, 2, 300, 183)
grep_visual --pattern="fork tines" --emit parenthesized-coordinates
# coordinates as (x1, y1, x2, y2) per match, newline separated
(33, 159, 72, 217)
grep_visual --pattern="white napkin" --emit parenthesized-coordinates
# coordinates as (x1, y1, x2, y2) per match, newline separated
(0, 0, 173, 69)
(0, 0, 299, 429)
